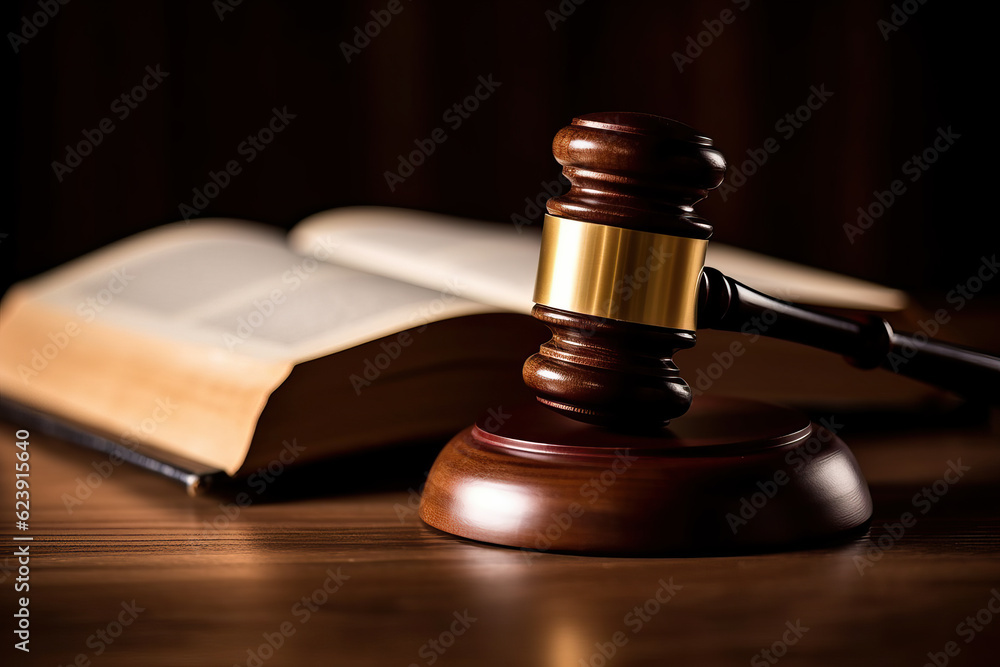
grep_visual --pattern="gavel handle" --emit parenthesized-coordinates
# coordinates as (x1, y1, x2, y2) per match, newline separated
(698, 267, 1000, 403)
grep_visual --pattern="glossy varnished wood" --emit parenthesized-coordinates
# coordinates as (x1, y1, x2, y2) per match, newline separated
(525, 112, 726, 425)
(3, 414, 1000, 666)
(546, 112, 725, 236)
(528, 112, 1000, 427)
(523, 305, 697, 430)
(420, 398, 871, 553)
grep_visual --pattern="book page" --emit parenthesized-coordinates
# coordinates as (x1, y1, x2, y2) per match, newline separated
(17, 220, 494, 363)
(289, 206, 909, 312)
(0, 220, 497, 474)
(290, 207, 541, 314)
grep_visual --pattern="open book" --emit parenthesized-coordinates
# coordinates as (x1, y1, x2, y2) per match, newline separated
(0, 206, 915, 491)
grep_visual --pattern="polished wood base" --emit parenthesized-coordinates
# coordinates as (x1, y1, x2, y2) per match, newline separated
(420, 397, 872, 554)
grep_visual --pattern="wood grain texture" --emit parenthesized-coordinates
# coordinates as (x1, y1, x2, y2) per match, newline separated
(547, 112, 724, 235)
(3, 411, 1000, 667)
(523, 305, 697, 429)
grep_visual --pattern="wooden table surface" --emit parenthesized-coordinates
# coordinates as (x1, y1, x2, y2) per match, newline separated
(3, 403, 999, 667)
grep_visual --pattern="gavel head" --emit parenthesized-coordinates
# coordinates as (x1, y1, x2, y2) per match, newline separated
(522, 112, 727, 432)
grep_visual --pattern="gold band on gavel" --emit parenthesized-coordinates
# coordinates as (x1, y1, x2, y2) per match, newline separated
(532, 215, 708, 331)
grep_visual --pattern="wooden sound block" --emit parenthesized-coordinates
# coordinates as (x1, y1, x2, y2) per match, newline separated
(419, 397, 872, 554)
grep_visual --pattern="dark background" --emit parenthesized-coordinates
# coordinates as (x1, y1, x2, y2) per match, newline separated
(3, 0, 992, 300)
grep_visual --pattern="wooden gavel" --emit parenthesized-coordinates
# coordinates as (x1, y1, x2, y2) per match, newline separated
(522, 111, 1000, 432)
(419, 111, 995, 555)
